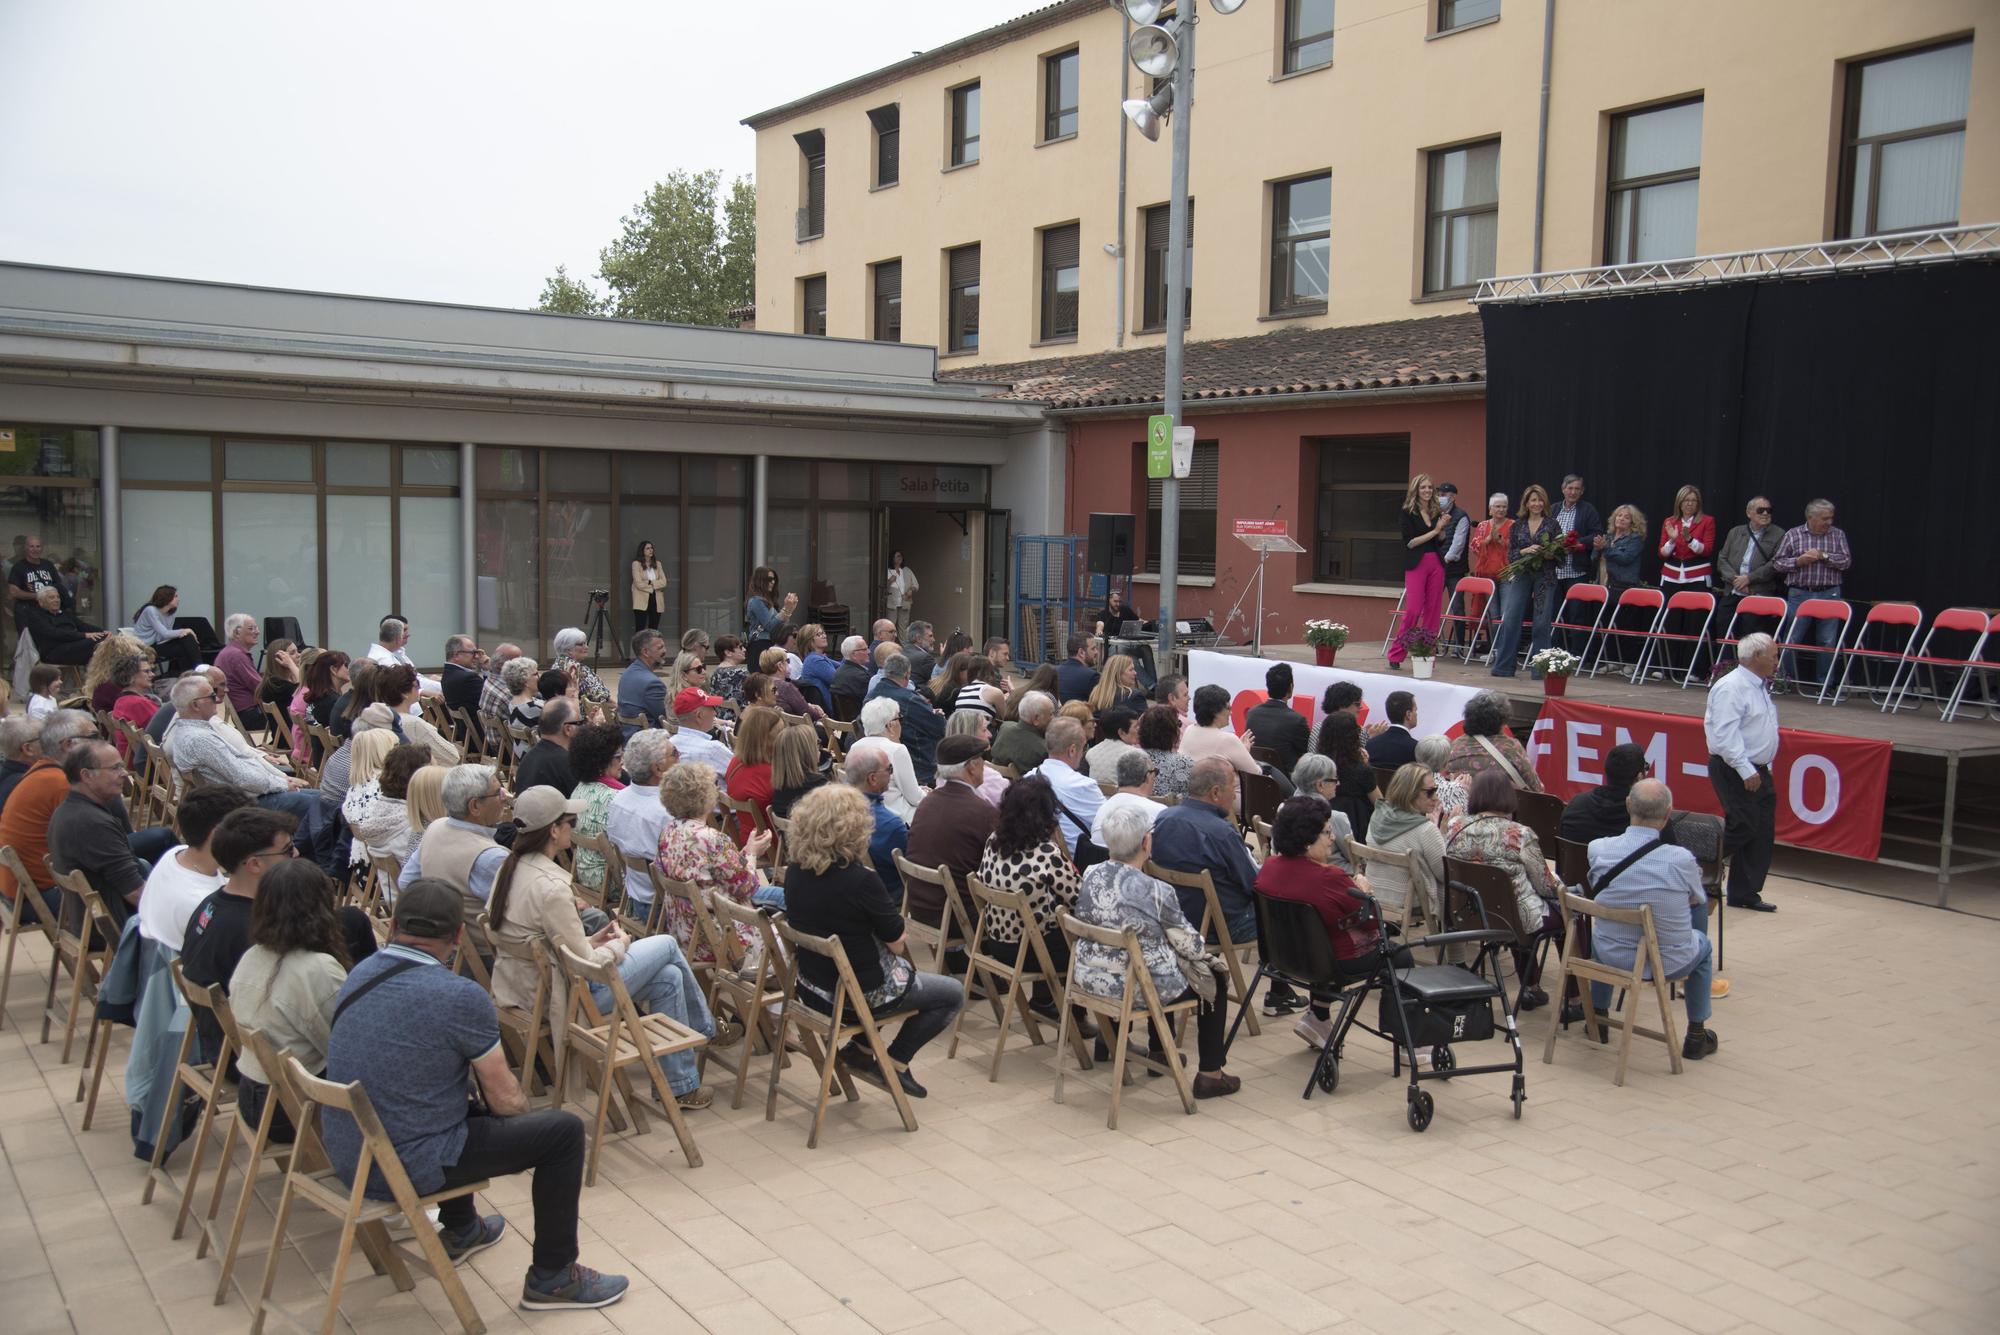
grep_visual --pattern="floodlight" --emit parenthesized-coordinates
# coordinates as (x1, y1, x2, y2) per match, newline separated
(1210, 0, 1248, 12)
(1120, 0, 1164, 23)
(1128, 22, 1179, 78)
(1121, 85, 1175, 141)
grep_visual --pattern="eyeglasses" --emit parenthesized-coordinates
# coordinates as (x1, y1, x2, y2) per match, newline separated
(562, 721, 582, 732)
(254, 843, 297, 861)
(1751, 506, 1771, 515)
(1421, 786, 1438, 797)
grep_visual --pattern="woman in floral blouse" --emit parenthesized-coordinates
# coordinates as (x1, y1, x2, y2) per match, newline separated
(1444, 769, 1560, 1008)
(551, 627, 612, 714)
(655, 761, 772, 962)
(1443, 689, 1544, 793)
(567, 722, 627, 899)
(974, 777, 1081, 1019)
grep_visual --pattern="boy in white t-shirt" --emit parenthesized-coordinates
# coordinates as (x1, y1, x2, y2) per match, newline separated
(26, 664, 60, 720)
(136, 784, 255, 951)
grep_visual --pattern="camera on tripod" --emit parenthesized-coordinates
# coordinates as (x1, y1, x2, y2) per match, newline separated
(587, 588, 611, 605)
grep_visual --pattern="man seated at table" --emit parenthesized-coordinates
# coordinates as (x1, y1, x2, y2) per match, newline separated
(1585, 779, 1717, 1060)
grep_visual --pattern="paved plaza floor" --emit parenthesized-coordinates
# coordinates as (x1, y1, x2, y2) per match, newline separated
(4, 874, 1993, 1335)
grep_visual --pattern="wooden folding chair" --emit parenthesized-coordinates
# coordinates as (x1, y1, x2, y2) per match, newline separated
(359, 852, 402, 925)
(890, 851, 979, 974)
(262, 702, 297, 757)
(1143, 860, 1259, 1036)
(569, 828, 617, 911)
(1350, 840, 1430, 936)
(450, 705, 488, 760)
(205, 1024, 309, 1307)
(483, 924, 558, 1099)
(550, 944, 707, 1184)
(950, 874, 1093, 1081)
(765, 917, 919, 1148)
(617, 852, 671, 936)
(706, 891, 791, 1110)
(1513, 790, 1565, 861)
(1053, 912, 1198, 1129)
(143, 962, 240, 1244)
(820, 716, 855, 760)
(50, 870, 122, 1125)
(42, 863, 111, 1063)
(0, 845, 61, 1032)
(248, 1054, 490, 1335)
(1541, 891, 1683, 1085)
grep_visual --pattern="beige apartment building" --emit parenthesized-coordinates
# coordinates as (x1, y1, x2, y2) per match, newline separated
(746, 0, 1995, 366)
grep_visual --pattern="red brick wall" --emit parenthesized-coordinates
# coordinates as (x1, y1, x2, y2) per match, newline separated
(1062, 394, 1486, 645)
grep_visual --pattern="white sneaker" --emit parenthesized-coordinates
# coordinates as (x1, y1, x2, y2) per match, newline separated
(1293, 1013, 1334, 1050)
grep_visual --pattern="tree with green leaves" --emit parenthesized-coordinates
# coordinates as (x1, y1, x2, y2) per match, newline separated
(537, 169, 755, 326)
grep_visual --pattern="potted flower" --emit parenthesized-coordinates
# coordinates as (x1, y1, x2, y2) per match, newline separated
(1304, 619, 1350, 667)
(1528, 646, 1583, 695)
(1396, 625, 1441, 679)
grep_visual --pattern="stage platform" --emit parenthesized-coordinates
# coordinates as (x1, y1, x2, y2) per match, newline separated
(1220, 640, 2000, 918)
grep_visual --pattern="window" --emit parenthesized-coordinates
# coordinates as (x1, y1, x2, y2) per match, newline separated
(1437, 0, 1499, 32)
(1270, 172, 1331, 313)
(868, 104, 900, 188)
(1312, 437, 1410, 584)
(947, 244, 981, 353)
(1141, 199, 1193, 331)
(1283, 0, 1334, 74)
(1043, 48, 1080, 140)
(795, 129, 825, 240)
(1039, 223, 1081, 342)
(950, 82, 981, 166)
(872, 259, 902, 342)
(801, 275, 827, 336)
(1837, 39, 1971, 239)
(1144, 441, 1218, 578)
(1605, 98, 1702, 265)
(1423, 138, 1500, 294)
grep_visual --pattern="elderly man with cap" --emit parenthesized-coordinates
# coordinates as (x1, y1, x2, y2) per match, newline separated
(904, 734, 997, 943)
(667, 685, 734, 772)
(1559, 741, 1649, 844)
(323, 876, 631, 1311)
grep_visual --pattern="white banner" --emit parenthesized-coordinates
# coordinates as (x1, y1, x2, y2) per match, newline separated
(1188, 650, 1486, 739)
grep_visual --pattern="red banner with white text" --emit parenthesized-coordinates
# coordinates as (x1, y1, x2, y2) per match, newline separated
(1528, 699, 1892, 860)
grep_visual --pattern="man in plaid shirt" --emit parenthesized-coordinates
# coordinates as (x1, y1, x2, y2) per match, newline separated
(478, 642, 524, 737)
(1773, 500, 1853, 687)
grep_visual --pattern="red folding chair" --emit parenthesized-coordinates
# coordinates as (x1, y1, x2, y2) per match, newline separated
(1780, 598, 1855, 702)
(1711, 594, 1791, 680)
(1633, 590, 1717, 689)
(1545, 582, 1609, 671)
(1827, 602, 1922, 707)
(1443, 576, 1496, 663)
(1584, 587, 1661, 679)
(1886, 608, 1991, 719)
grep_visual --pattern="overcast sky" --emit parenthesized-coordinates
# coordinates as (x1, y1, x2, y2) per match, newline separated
(1, 0, 1047, 309)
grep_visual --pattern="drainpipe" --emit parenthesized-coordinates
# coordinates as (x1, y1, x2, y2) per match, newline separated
(460, 442, 477, 633)
(752, 454, 769, 565)
(1531, 0, 1556, 273)
(1114, 12, 1130, 347)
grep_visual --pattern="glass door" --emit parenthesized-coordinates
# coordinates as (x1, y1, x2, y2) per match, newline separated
(984, 508, 1010, 648)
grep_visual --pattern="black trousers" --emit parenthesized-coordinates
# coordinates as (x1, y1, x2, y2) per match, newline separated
(438, 1110, 586, 1274)
(154, 635, 202, 677)
(634, 598, 662, 635)
(1708, 758, 1776, 905)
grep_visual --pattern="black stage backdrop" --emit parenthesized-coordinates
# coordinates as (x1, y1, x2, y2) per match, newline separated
(1481, 261, 2000, 607)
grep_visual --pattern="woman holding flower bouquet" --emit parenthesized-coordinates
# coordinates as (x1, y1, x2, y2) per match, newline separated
(1489, 484, 1569, 678)
(1387, 474, 1454, 669)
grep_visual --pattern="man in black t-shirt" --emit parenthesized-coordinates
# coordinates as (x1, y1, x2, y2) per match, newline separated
(8, 535, 70, 615)
(179, 808, 298, 1062)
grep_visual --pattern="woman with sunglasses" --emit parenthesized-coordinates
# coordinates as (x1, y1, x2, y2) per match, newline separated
(1366, 763, 1449, 934)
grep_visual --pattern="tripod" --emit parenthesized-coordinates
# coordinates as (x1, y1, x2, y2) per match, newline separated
(582, 590, 615, 662)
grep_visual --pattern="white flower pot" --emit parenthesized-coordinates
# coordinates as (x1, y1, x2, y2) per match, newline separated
(1410, 657, 1435, 680)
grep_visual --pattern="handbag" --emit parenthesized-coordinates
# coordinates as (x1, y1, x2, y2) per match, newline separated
(1473, 735, 1528, 788)
(1048, 792, 1109, 869)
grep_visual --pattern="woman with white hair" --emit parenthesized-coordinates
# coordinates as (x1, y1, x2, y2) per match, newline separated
(855, 696, 926, 822)
(1287, 753, 1360, 873)
(501, 655, 542, 757)
(946, 708, 1009, 806)
(1467, 492, 1513, 647)
(1412, 735, 1467, 821)
(550, 626, 612, 712)
(1072, 801, 1239, 1100)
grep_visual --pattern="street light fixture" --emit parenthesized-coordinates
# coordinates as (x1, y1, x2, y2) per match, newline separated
(1119, 0, 1165, 23)
(1127, 22, 1180, 77)
(1120, 84, 1174, 141)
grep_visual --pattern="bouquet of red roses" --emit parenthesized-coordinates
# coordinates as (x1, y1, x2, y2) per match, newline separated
(1498, 528, 1585, 583)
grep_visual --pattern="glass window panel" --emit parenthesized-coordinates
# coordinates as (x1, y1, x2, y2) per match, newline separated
(325, 441, 390, 486)
(1434, 142, 1499, 209)
(767, 503, 811, 605)
(687, 456, 746, 498)
(1453, 210, 1499, 286)
(686, 501, 745, 638)
(400, 496, 463, 653)
(815, 508, 873, 616)
(542, 499, 611, 656)
(476, 498, 539, 649)
(1281, 176, 1331, 236)
(768, 459, 811, 501)
(1286, 0, 1334, 72)
(547, 450, 610, 494)
(816, 461, 871, 501)
(1630, 178, 1700, 261)
(1290, 237, 1330, 302)
(1424, 218, 1449, 292)
(1614, 101, 1703, 181)
(222, 493, 319, 638)
(0, 426, 99, 481)
(1439, 0, 1500, 30)
(120, 432, 212, 482)
(1875, 131, 1964, 231)
(1855, 42, 1973, 139)
(1846, 144, 1874, 237)
(619, 501, 680, 635)
(402, 446, 459, 488)
(225, 440, 313, 482)
(0, 483, 101, 660)
(325, 495, 392, 656)
(120, 490, 208, 632)
(477, 446, 538, 493)
(1327, 488, 1397, 532)
(1348, 537, 1406, 584)
(620, 452, 679, 494)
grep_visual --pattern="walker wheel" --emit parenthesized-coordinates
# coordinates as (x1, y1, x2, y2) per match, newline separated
(1431, 1045, 1455, 1075)
(1316, 1055, 1339, 1094)
(1407, 1088, 1434, 1132)
(1511, 1075, 1526, 1119)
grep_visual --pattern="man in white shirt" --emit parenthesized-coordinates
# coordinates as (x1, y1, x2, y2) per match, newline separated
(1029, 717, 1103, 856)
(667, 688, 734, 773)
(135, 784, 254, 950)
(1703, 632, 1781, 912)
(605, 730, 677, 922)
(366, 615, 440, 697)
(1091, 751, 1165, 848)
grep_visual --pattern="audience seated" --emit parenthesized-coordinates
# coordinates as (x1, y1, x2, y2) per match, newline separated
(162, 674, 323, 853)
(1084, 707, 1142, 786)
(1412, 735, 1467, 823)
(230, 859, 355, 1143)
(1445, 689, 1544, 792)
(1244, 663, 1313, 774)
(367, 615, 441, 695)
(25, 583, 108, 666)
(1445, 769, 1559, 1008)
(1313, 712, 1379, 844)
(515, 698, 580, 796)
(0, 709, 105, 922)
(843, 746, 908, 899)
(1363, 691, 1421, 769)
(1137, 704, 1193, 799)
(1091, 751, 1166, 848)
(616, 630, 669, 734)
(904, 735, 997, 934)
(944, 709, 1010, 806)
(1366, 764, 1447, 925)
(831, 635, 872, 712)
(476, 643, 523, 736)
(0, 714, 44, 811)
(107, 656, 160, 757)
(440, 635, 488, 725)
(379, 665, 459, 765)
(797, 623, 838, 709)
(668, 687, 734, 773)
(976, 776, 1092, 1032)
(397, 763, 511, 927)
(655, 762, 772, 964)
(340, 731, 403, 873)
(1086, 654, 1148, 716)
(1054, 635, 1101, 705)
(604, 729, 677, 920)
(1287, 753, 1359, 873)
(853, 698, 925, 823)
(136, 785, 255, 950)
(1026, 717, 1102, 858)
(902, 622, 938, 694)
(992, 690, 1053, 773)
(47, 740, 148, 928)
(708, 635, 749, 706)
(759, 647, 821, 720)
(1149, 756, 1291, 1009)
(213, 613, 263, 714)
(1560, 741, 1648, 844)
(566, 723, 626, 897)
(865, 653, 944, 785)
(351, 743, 432, 870)
(1180, 684, 1260, 776)
(768, 722, 827, 819)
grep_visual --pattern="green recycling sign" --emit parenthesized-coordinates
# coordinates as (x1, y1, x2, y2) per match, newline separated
(1146, 414, 1173, 478)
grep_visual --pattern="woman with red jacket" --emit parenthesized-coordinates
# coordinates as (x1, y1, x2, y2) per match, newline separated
(1658, 485, 1717, 678)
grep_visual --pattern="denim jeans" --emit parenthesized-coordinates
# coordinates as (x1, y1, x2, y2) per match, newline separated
(438, 1109, 585, 1274)
(1489, 576, 1554, 677)
(1782, 584, 1843, 685)
(590, 934, 714, 1096)
(751, 884, 787, 910)
(1592, 897, 1713, 1025)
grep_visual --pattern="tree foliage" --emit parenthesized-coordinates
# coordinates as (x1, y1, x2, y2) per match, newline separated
(536, 169, 755, 326)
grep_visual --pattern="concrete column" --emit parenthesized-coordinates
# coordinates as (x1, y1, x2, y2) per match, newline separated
(460, 443, 478, 634)
(752, 454, 769, 567)
(100, 425, 122, 626)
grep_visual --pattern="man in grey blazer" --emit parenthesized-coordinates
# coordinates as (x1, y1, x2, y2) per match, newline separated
(1714, 495, 1786, 640)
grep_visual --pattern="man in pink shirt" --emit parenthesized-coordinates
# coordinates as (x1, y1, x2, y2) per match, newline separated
(213, 613, 262, 716)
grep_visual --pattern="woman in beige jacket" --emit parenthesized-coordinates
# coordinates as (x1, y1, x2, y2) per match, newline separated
(632, 540, 668, 635)
(486, 785, 735, 1109)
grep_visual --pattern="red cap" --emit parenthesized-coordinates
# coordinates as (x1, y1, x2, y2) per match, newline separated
(672, 686, 725, 714)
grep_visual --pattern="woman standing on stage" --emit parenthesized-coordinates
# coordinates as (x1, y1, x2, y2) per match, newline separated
(1658, 485, 1716, 678)
(1489, 484, 1557, 677)
(631, 541, 667, 636)
(1387, 473, 1451, 669)
(1467, 493, 1512, 644)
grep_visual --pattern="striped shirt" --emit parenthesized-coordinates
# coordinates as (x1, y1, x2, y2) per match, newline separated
(1773, 523, 1852, 593)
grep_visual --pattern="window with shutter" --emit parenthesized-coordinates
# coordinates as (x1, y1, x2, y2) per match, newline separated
(868, 105, 900, 188)
(1141, 200, 1194, 331)
(1143, 441, 1219, 577)
(947, 244, 981, 353)
(872, 259, 902, 343)
(801, 276, 827, 336)
(950, 83, 981, 167)
(1043, 48, 1079, 141)
(1039, 223, 1081, 342)
(794, 129, 826, 240)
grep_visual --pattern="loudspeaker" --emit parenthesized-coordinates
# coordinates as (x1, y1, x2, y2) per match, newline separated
(1088, 512, 1135, 577)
